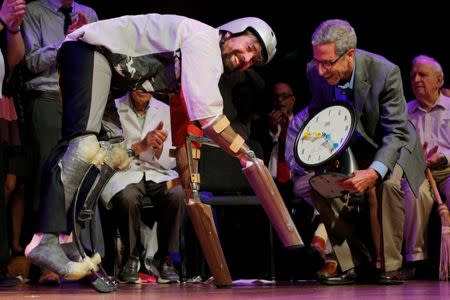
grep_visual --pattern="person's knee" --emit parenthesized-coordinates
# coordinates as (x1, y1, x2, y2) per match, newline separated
(381, 177, 401, 191)
(113, 189, 142, 211)
(419, 181, 434, 208)
(166, 186, 184, 210)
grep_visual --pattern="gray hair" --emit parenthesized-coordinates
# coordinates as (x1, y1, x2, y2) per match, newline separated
(412, 55, 444, 82)
(311, 19, 357, 56)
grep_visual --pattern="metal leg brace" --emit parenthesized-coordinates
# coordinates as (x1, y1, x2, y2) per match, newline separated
(72, 137, 134, 293)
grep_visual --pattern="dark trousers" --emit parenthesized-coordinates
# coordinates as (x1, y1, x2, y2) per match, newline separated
(312, 190, 373, 272)
(25, 90, 62, 212)
(0, 142, 10, 265)
(110, 179, 183, 260)
(35, 41, 96, 232)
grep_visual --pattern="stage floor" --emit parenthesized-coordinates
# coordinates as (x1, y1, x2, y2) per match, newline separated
(0, 280, 449, 299)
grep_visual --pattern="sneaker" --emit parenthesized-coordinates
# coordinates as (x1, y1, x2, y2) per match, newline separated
(155, 257, 179, 284)
(317, 259, 338, 280)
(310, 236, 326, 259)
(144, 257, 161, 278)
(118, 256, 141, 284)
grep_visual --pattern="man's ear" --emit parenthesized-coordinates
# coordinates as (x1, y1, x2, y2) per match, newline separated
(438, 74, 444, 88)
(347, 48, 355, 59)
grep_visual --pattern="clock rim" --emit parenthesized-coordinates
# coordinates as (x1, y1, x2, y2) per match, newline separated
(293, 102, 356, 169)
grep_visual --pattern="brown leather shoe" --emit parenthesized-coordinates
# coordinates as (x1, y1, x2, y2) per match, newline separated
(317, 259, 338, 280)
(377, 269, 404, 285)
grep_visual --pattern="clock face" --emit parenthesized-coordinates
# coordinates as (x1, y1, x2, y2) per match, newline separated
(294, 103, 355, 168)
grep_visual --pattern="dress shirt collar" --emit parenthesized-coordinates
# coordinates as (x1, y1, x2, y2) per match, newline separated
(411, 93, 450, 113)
(337, 62, 355, 91)
(45, 0, 76, 12)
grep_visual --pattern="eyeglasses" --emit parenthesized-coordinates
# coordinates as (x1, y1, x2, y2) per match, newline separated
(311, 50, 348, 70)
(273, 93, 294, 101)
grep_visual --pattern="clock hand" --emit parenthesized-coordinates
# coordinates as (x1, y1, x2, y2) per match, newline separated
(323, 132, 340, 152)
(301, 130, 323, 142)
(320, 139, 335, 153)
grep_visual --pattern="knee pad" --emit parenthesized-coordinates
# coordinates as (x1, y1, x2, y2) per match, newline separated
(203, 115, 250, 158)
(101, 137, 133, 170)
(60, 134, 99, 211)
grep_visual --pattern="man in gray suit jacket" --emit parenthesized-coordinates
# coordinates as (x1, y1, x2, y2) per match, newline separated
(304, 19, 432, 284)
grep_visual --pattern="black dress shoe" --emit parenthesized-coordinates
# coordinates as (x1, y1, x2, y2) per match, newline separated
(376, 269, 404, 285)
(0, 272, 21, 287)
(320, 268, 357, 285)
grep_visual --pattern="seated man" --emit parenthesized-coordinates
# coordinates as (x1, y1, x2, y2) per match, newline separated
(288, 108, 432, 284)
(408, 55, 450, 207)
(253, 81, 298, 222)
(267, 81, 296, 195)
(304, 19, 432, 284)
(101, 91, 183, 284)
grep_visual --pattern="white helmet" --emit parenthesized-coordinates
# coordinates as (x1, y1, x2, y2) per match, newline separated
(218, 17, 277, 65)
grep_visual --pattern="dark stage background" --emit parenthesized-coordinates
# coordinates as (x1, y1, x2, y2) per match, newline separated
(74, 0, 450, 106)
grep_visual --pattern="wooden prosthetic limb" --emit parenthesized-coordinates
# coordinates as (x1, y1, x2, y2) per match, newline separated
(204, 116, 303, 248)
(175, 142, 232, 287)
(242, 162, 304, 248)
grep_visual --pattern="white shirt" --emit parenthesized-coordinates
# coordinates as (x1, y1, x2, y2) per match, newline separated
(65, 13, 224, 121)
(101, 94, 178, 208)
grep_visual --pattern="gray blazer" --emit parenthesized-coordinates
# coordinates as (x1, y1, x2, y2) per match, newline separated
(306, 49, 425, 196)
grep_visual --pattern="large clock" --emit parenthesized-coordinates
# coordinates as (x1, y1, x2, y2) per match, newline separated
(294, 102, 356, 169)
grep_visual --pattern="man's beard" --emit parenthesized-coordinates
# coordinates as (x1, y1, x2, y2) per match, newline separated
(221, 50, 244, 73)
(222, 53, 236, 73)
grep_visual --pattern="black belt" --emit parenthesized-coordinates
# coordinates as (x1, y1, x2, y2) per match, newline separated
(26, 90, 60, 99)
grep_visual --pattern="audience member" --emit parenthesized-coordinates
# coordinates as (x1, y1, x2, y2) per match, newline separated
(21, 0, 98, 283)
(22, 0, 98, 212)
(0, 0, 26, 287)
(267, 82, 295, 185)
(251, 80, 296, 204)
(408, 55, 449, 206)
(101, 91, 183, 284)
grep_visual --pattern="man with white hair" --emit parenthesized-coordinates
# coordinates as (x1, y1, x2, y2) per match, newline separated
(408, 55, 450, 207)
